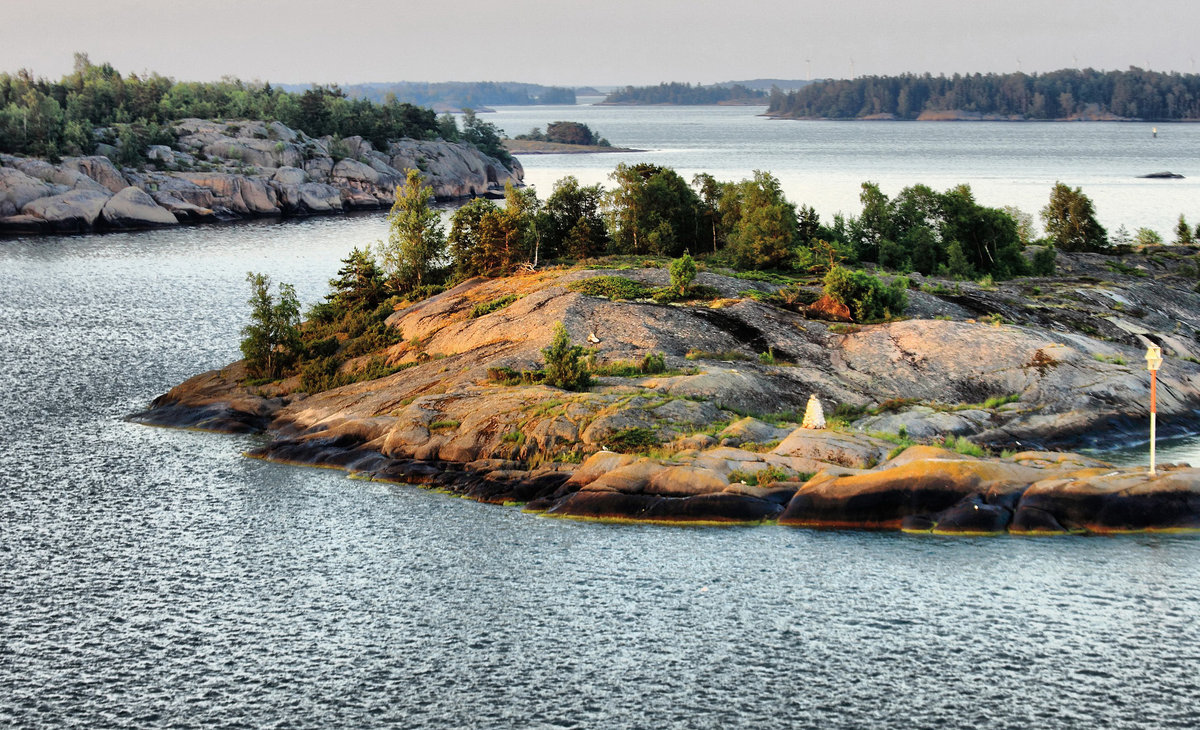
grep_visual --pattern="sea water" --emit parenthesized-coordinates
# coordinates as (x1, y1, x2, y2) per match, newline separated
(3, 113, 1200, 728)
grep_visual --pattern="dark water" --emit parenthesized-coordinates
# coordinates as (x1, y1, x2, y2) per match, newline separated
(3, 203, 1200, 726)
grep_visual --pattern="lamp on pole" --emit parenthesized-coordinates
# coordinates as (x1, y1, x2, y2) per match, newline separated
(1145, 345, 1163, 475)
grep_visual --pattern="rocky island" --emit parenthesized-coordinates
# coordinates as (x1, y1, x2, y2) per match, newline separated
(134, 249, 1200, 536)
(0, 118, 520, 235)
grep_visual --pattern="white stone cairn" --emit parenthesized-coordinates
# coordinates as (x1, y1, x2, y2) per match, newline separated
(801, 394, 826, 429)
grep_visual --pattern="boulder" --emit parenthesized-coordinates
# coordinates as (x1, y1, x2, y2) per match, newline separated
(22, 188, 112, 231)
(1013, 467, 1200, 534)
(150, 192, 216, 222)
(61, 156, 128, 192)
(717, 417, 792, 446)
(0, 167, 54, 211)
(101, 186, 178, 228)
(857, 407, 986, 440)
(771, 428, 891, 469)
(779, 454, 1047, 529)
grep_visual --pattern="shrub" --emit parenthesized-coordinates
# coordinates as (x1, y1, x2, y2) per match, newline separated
(471, 294, 518, 318)
(1029, 246, 1057, 275)
(542, 323, 591, 391)
(640, 352, 666, 374)
(822, 266, 907, 322)
(603, 427, 660, 453)
(486, 366, 546, 386)
(568, 276, 652, 300)
(669, 252, 697, 295)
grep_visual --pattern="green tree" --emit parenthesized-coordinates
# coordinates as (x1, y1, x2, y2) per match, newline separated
(240, 272, 302, 380)
(669, 252, 697, 295)
(378, 170, 445, 291)
(691, 172, 724, 253)
(501, 181, 541, 266)
(1175, 214, 1194, 245)
(542, 322, 591, 391)
(605, 163, 701, 256)
(1134, 227, 1164, 246)
(1041, 182, 1107, 252)
(460, 108, 512, 166)
(725, 171, 798, 269)
(541, 175, 607, 259)
(448, 197, 507, 278)
(326, 247, 386, 313)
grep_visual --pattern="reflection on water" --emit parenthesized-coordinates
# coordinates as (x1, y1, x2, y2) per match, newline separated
(3, 136, 1200, 728)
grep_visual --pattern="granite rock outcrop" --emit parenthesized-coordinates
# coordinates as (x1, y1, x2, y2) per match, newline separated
(1, 118, 522, 234)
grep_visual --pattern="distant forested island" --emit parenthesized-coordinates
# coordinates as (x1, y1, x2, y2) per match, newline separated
(767, 68, 1200, 121)
(0, 55, 518, 165)
(280, 81, 576, 110)
(601, 82, 768, 105)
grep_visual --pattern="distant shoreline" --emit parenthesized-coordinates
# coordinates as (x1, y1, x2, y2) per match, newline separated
(503, 139, 644, 155)
(763, 110, 1200, 123)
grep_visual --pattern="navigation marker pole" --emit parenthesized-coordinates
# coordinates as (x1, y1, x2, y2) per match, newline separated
(1146, 345, 1163, 476)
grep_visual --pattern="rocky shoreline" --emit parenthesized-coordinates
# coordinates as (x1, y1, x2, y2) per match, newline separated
(132, 256, 1200, 535)
(1, 118, 521, 235)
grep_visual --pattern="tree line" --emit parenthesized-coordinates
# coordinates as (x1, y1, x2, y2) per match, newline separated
(376, 162, 1146, 297)
(324, 81, 576, 108)
(768, 68, 1200, 120)
(240, 164, 1184, 388)
(603, 82, 767, 105)
(0, 54, 445, 160)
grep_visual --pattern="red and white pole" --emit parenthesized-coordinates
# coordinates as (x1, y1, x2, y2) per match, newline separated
(1150, 368, 1157, 476)
(1146, 345, 1163, 477)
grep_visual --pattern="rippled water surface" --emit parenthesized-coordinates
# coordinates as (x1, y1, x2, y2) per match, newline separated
(3, 124, 1200, 728)
(491, 104, 1200, 236)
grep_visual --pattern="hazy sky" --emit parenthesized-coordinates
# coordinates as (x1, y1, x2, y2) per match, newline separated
(5, 0, 1198, 86)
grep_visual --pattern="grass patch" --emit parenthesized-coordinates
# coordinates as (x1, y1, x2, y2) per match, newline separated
(1093, 353, 1128, 366)
(569, 276, 653, 300)
(686, 349, 752, 361)
(981, 394, 1021, 409)
(827, 323, 861, 335)
(502, 430, 526, 444)
(1106, 261, 1148, 277)
(936, 434, 987, 457)
(429, 419, 460, 430)
(471, 294, 518, 318)
(589, 351, 683, 377)
(727, 465, 806, 486)
(486, 366, 545, 386)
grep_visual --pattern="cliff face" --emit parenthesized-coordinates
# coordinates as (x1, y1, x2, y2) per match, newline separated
(132, 259, 1200, 533)
(0, 118, 522, 234)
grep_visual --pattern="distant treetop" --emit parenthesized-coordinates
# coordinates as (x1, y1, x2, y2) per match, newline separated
(767, 68, 1200, 121)
(0, 54, 446, 160)
(602, 82, 767, 105)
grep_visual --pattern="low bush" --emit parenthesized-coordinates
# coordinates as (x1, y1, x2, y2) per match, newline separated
(823, 266, 908, 322)
(568, 276, 652, 300)
(542, 323, 591, 391)
(603, 427, 660, 453)
(471, 294, 518, 318)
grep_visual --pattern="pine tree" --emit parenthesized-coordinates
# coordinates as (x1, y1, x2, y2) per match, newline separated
(1175, 214, 1194, 245)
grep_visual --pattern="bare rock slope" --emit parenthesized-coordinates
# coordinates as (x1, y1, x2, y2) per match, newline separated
(134, 264, 1200, 534)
